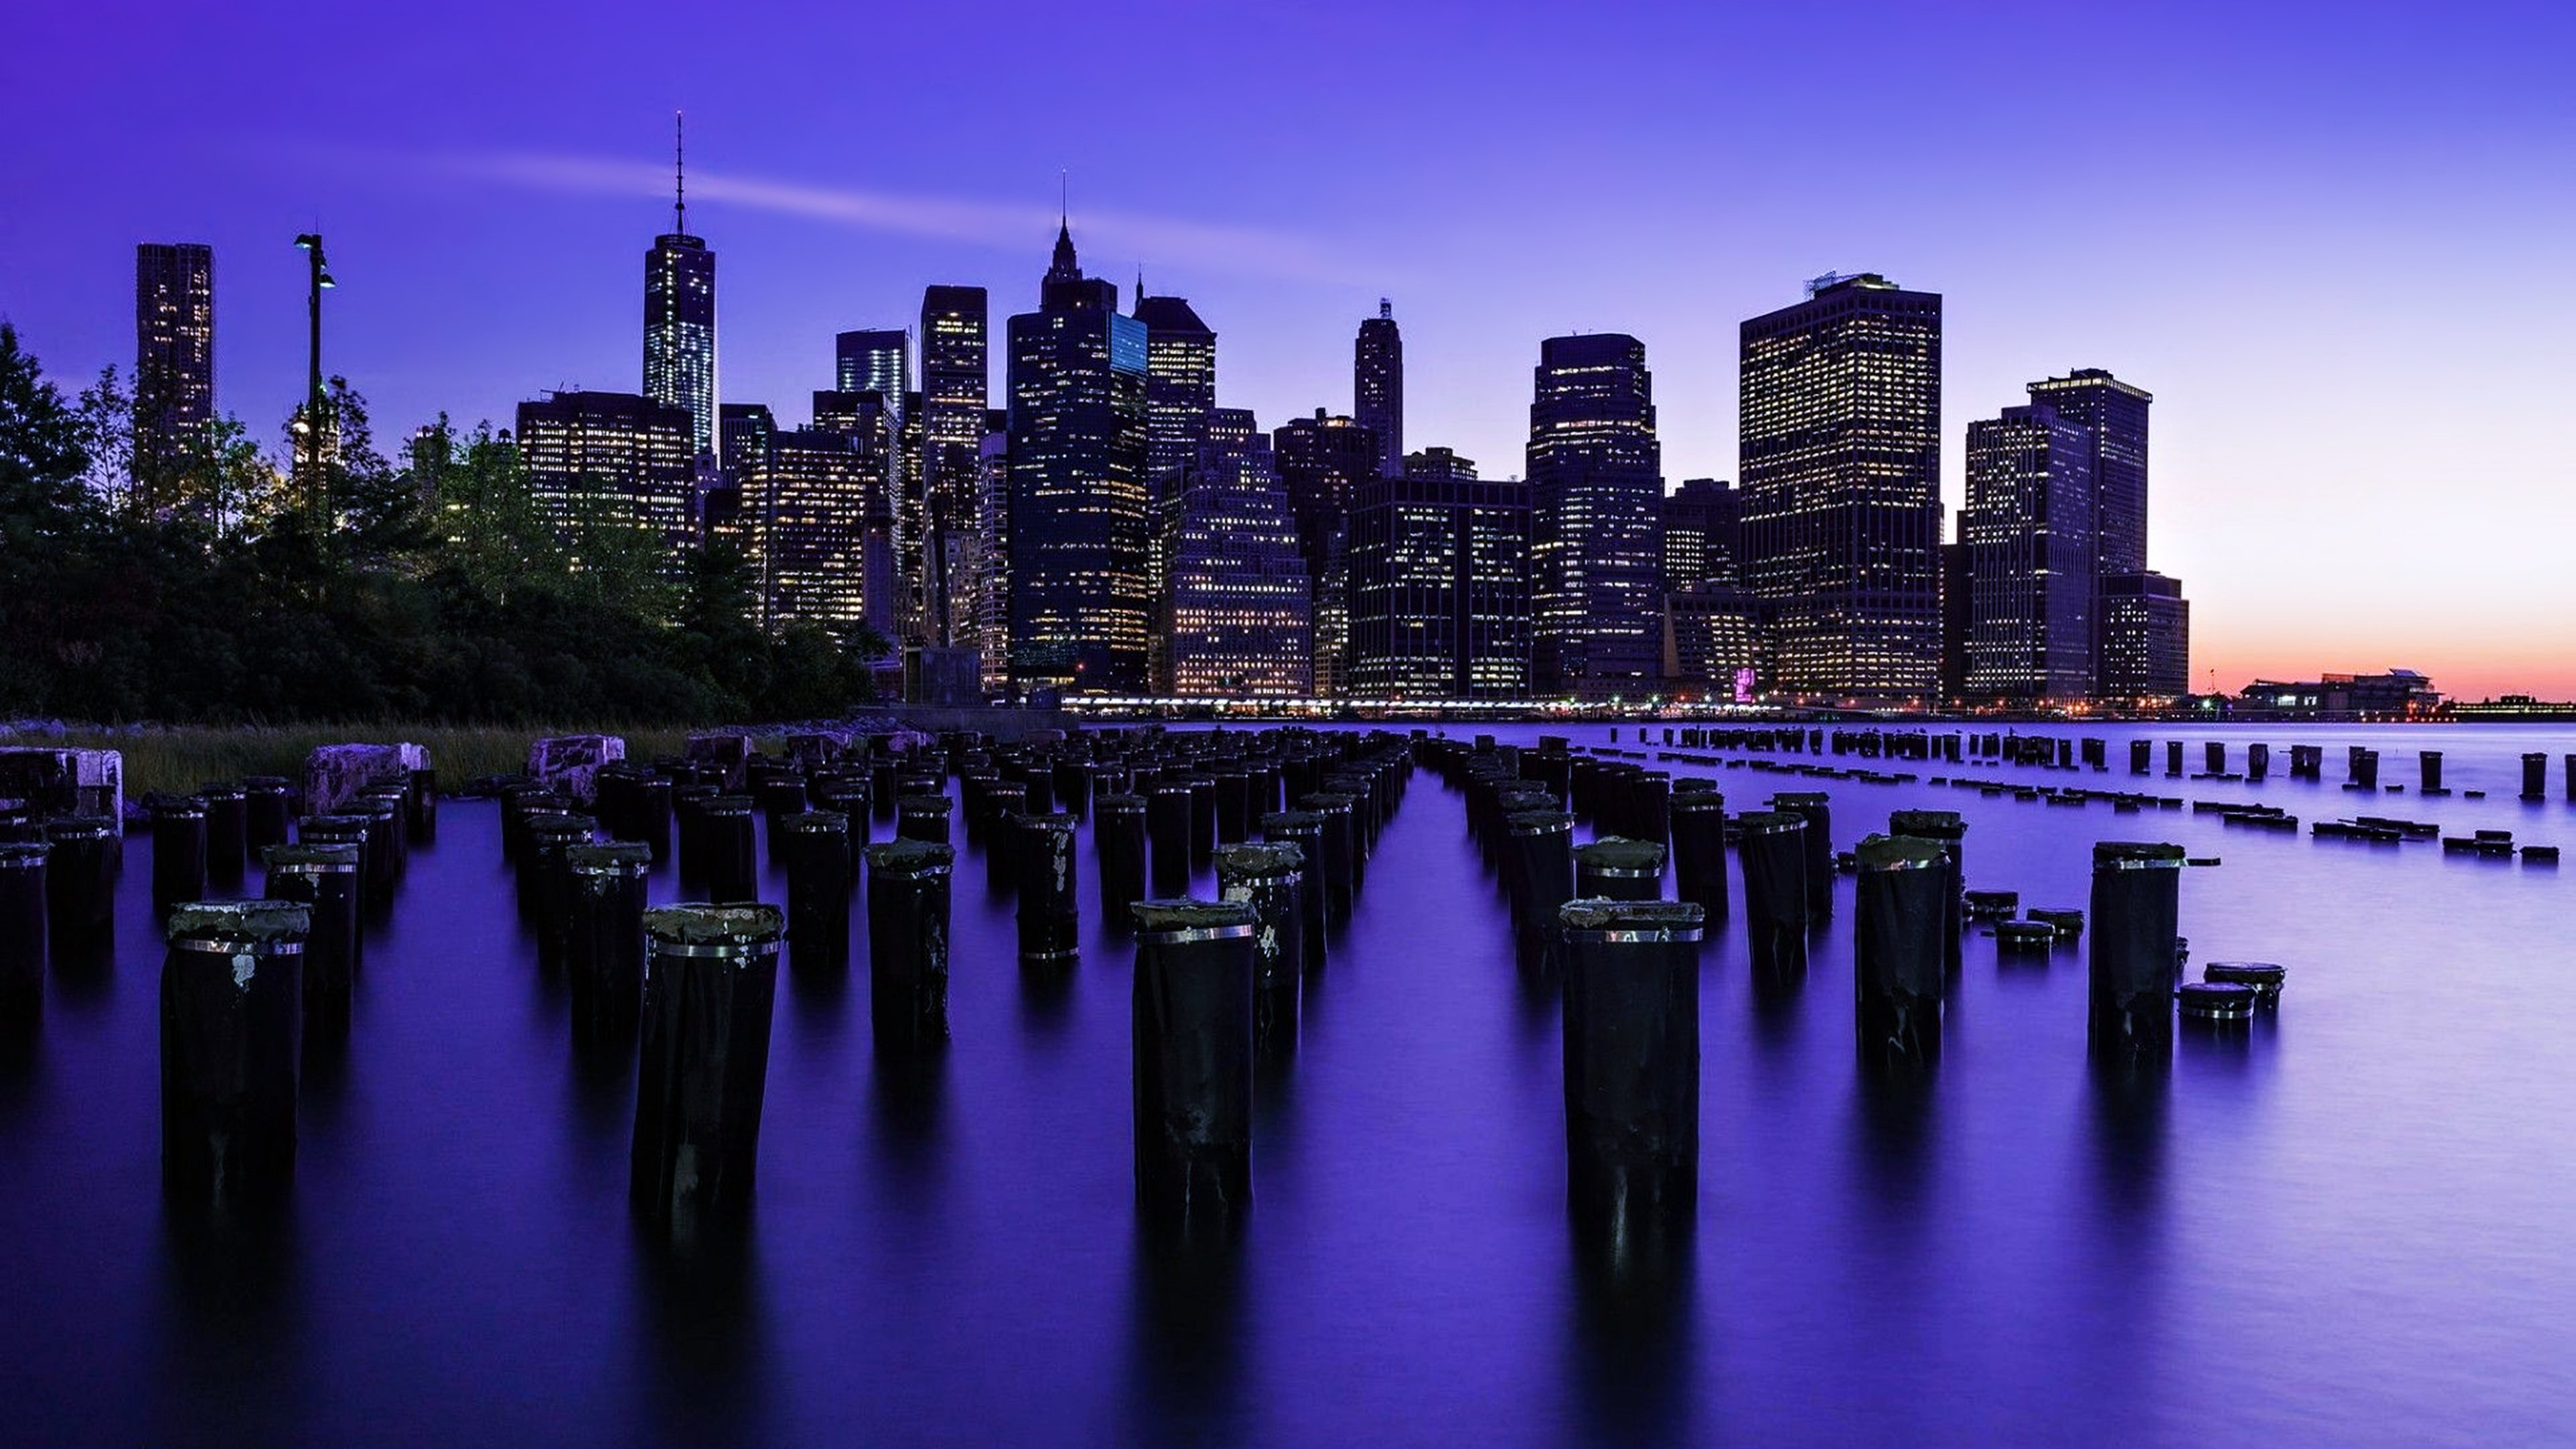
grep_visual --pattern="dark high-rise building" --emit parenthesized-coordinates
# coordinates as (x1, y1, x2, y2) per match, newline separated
(133, 242, 214, 507)
(643, 140, 716, 460)
(748, 428, 878, 634)
(1159, 418, 1311, 697)
(1003, 222, 1148, 694)
(1354, 300, 1403, 478)
(2026, 369, 2152, 578)
(919, 285, 989, 645)
(1527, 333, 1663, 694)
(971, 413, 1011, 694)
(515, 390, 697, 568)
(2027, 367, 2154, 696)
(1134, 292, 1216, 502)
(1738, 273, 1943, 703)
(1939, 539, 1970, 706)
(1660, 478, 1741, 593)
(2098, 571, 2190, 700)
(718, 402, 774, 478)
(1345, 448, 1533, 700)
(835, 329, 909, 409)
(1272, 409, 1381, 698)
(1962, 403, 2096, 703)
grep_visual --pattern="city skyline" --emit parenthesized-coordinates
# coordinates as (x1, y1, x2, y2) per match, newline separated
(7, 0, 2573, 698)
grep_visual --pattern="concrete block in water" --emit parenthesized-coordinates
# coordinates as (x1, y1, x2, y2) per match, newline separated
(525, 735, 627, 808)
(301, 743, 428, 819)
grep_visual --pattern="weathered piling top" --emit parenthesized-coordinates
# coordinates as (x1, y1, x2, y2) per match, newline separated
(1857, 835, 1948, 872)
(2094, 841, 2186, 869)
(1260, 810, 1324, 833)
(563, 841, 653, 871)
(1558, 898, 1705, 940)
(262, 843, 361, 871)
(864, 839, 956, 875)
(1573, 837, 1669, 874)
(641, 903, 786, 945)
(1890, 809, 1966, 839)
(1504, 809, 1574, 835)
(1130, 899, 1259, 941)
(166, 900, 311, 943)
(781, 811, 851, 837)
(1732, 810, 1806, 837)
(1213, 842, 1304, 879)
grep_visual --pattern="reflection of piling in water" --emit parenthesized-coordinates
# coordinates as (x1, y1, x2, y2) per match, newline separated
(783, 813, 853, 969)
(1505, 810, 1576, 972)
(1259, 811, 1328, 971)
(1733, 811, 1809, 987)
(1574, 837, 1666, 903)
(633, 904, 785, 1236)
(1856, 835, 1946, 1072)
(1132, 900, 1256, 1228)
(1668, 791, 1728, 925)
(1769, 792, 1835, 924)
(262, 843, 361, 1030)
(1215, 843, 1303, 1059)
(564, 842, 650, 1038)
(1013, 814, 1080, 966)
(162, 900, 307, 1207)
(1560, 899, 1701, 1223)
(2088, 842, 2184, 1072)
(1094, 794, 1148, 931)
(0, 844, 47, 1006)
(867, 841, 953, 1055)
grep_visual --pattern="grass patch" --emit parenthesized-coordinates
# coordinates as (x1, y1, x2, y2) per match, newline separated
(1, 724, 698, 800)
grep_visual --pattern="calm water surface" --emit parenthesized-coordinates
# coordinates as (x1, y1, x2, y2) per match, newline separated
(0, 722, 2570, 1446)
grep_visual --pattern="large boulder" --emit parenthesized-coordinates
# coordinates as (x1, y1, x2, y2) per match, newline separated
(303, 743, 429, 818)
(685, 733, 751, 791)
(526, 735, 625, 807)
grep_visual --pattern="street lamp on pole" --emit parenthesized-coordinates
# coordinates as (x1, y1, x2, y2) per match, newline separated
(293, 233, 335, 525)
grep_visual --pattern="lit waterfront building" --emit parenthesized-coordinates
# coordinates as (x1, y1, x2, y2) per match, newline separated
(1273, 409, 1381, 698)
(1345, 447, 1533, 700)
(1004, 222, 1148, 694)
(1662, 588, 1764, 700)
(1354, 300, 1404, 479)
(1159, 419, 1312, 696)
(643, 134, 715, 459)
(1738, 272, 1943, 703)
(971, 414, 1011, 694)
(2026, 367, 2155, 694)
(1962, 402, 2096, 703)
(133, 241, 214, 508)
(515, 390, 697, 567)
(747, 427, 877, 634)
(1660, 477, 1741, 592)
(918, 285, 989, 645)
(2098, 570, 2191, 700)
(808, 389, 902, 632)
(1527, 333, 1663, 696)
(1134, 291, 1216, 504)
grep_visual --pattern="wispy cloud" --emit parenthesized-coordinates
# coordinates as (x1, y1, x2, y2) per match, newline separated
(421, 149, 1373, 286)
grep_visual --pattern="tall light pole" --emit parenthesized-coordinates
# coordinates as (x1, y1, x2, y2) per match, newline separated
(293, 233, 335, 525)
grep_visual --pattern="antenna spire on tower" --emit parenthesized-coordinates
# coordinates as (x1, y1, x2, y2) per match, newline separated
(674, 110, 687, 233)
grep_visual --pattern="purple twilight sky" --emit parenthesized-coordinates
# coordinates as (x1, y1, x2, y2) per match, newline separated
(7, 0, 2573, 699)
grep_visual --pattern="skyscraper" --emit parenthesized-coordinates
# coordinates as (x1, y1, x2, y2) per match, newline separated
(748, 427, 879, 635)
(2098, 571, 2190, 700)
(2026, 367, 2154, 696)
(1527, 332, 1663, 694)
(1346, 447, 1532, 700)
(1738, 273, 1943, 702)
(1271, 409, 1381, 698)
(1962, 403, 2096, 703)
(835, 329, 910, 407)
(133, 242, 213, 510)
(1003, 223, 1148, 694)
(643, 119, 715, 460)
(1134, 291, 1216, 502)
(918, 285, 989, 645)
(1159, 416, 1311, 697)
(718, 402, 775, 479)
(515, 390, 697, 568)
(1660, 478, 1741, 593)
(1354, 300, 1403, 479)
